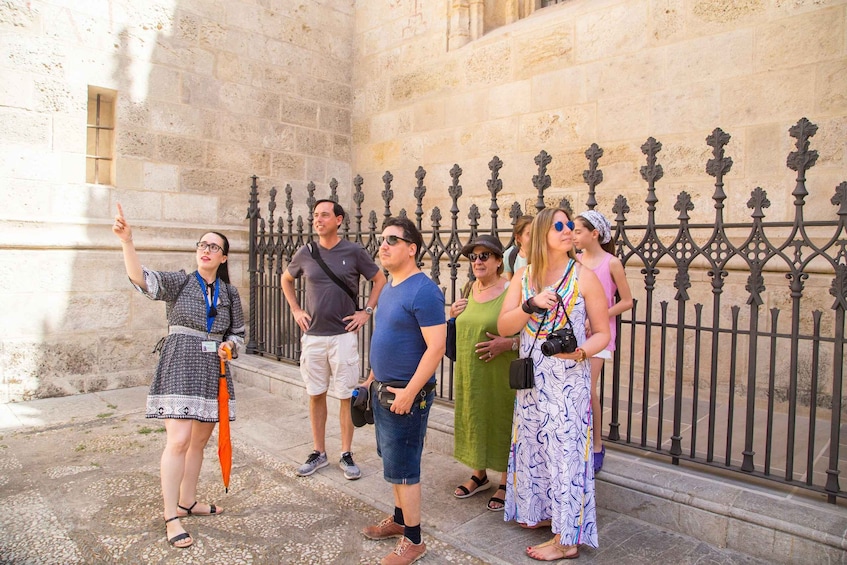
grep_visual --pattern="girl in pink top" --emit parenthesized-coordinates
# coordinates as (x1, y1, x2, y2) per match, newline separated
(573, 210, 633, 473)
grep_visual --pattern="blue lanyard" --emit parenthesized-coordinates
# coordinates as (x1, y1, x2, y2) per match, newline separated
(195, 272, 219, 334)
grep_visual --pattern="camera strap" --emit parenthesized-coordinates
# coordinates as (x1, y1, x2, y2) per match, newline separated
(550, 260, 578, 331)
(524, 259, 574, 351)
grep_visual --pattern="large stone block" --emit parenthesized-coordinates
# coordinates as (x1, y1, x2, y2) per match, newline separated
(161, 192, 217, 223)
(179, 167, 245, 196)
(206, 143, 270, 175)
(142, 162, 179, 192)
(319, 105, 351, 135)
(156, 134, 205, 166)
(117, 129, 158, 160)
(575, 0, 649, 63)
(0, 107, 50, 145)
(280, 96, 318, 128)
(0, 69, 34, 110)
(150, 102, 204, 137)
(270, 152, 306, 179)
(513, 23, 576, 80)
(755, 7, 844, 72)
(816, 58, 847, 114)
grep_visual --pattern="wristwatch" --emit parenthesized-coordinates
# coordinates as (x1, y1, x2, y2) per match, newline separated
(365, 306, 374, 315)
(511, 338, 519, 351)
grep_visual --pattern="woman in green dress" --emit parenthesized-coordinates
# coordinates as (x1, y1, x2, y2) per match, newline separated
(450, 235, 518, 511)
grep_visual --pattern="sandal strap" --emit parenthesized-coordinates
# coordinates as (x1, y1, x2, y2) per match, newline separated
(455, 485, 470, 495)
(470, 474, 487, 487)
(165, 516, 181, 524)
(177, 501, 198, 514)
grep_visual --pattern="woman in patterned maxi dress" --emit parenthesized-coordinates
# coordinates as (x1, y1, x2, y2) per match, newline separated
(113, 204, 245, 549)
(497, 207, 611, 561)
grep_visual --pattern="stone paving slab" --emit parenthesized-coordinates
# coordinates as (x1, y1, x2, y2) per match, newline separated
(0, 385, 771, 564)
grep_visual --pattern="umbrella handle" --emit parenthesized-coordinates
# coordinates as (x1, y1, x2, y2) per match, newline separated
(220, 343, 232, 374)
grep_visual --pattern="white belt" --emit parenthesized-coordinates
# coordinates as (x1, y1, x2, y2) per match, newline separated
(169, 325, 224, 341)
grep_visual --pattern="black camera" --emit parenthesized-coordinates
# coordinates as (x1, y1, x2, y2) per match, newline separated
(540, 327, 577, 356)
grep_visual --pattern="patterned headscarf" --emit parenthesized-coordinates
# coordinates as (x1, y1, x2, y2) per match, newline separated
(578, 210, 612, 245)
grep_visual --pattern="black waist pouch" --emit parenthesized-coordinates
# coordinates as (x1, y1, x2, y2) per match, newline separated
(374, 380, 437, 410)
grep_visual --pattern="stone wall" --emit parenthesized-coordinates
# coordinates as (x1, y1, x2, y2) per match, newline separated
(0, 0, 355, 401)
(353, 0, 847, 225)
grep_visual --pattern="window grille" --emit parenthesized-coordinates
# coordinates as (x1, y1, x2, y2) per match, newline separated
(86, 87, 116, 185)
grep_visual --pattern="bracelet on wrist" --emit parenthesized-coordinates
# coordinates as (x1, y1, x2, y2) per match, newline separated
(521, 297, 546, 315)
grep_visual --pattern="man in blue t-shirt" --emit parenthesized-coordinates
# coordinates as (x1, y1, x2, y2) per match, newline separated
(361, 217, 446, 565)
(282, 199, 386, 481)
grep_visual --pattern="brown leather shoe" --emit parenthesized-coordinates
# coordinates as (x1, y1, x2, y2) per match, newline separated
(362, 516, 404, 540)
(380, 536, 427, 565)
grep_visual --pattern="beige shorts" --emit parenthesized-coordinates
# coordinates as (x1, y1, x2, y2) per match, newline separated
(299, 332, 360, 398)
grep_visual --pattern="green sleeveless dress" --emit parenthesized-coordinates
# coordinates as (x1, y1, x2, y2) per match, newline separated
(453, 289, 517, 472)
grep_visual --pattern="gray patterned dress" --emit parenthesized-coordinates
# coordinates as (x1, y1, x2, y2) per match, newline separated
(135, 268, 245, 422)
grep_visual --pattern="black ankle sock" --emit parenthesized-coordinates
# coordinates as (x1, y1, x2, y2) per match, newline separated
(393, 507, 405, 526)
(404, 524, 421, 545)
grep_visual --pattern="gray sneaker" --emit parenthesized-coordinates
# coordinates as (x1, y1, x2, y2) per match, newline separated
(296, 450, 328, 476)
(339, 451, 361, 480)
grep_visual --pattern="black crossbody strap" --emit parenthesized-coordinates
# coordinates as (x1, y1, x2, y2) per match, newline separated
(308, 242, 359, 309)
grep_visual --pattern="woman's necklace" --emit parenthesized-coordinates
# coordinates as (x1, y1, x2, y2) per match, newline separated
(476, 279, 498, 293)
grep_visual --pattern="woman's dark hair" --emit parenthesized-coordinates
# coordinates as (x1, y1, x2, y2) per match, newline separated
(384, 216, 423, 256)
(575, 216, 615, 255)
(209, 231, 231, 283)
(512, 215, 534, 248)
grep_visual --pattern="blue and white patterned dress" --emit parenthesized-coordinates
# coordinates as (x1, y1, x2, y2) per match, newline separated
(504, 260, 598, 549)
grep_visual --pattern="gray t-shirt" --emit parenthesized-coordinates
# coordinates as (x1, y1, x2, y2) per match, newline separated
(286, 239, 380, 336)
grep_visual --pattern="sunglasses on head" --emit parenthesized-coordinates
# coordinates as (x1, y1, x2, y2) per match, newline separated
(468, 252, 493, 262)
(196, 241, 223, 253)
(377, 234, 413, 246)
(553, 220, 575, 232)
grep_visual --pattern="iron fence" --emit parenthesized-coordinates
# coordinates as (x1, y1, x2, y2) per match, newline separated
(246, 117, 846, 504)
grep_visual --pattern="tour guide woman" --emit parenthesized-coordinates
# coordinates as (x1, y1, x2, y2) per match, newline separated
(497, 207, 610, 561)
(113, 203, 245, 549)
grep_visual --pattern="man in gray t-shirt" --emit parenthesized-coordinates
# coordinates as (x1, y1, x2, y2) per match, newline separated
(281, 199, 386, 480)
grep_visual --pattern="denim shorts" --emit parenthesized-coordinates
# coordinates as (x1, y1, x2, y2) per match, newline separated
(372, 387, 435, 484)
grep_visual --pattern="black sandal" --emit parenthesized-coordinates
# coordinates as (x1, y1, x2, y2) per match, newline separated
(165, 516, 193, 548)
(178, 501, 220, 516)
(487, 484, 506, 511)
(453, 474, 491, 499)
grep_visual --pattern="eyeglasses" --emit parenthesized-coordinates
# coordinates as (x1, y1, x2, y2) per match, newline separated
(468, 252, 493, 262)
(196, 241, 223, 253)
(377, 234, 413, 246)
(553, 220, 575, 232)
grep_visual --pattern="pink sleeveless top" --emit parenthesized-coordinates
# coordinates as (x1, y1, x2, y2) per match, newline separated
(584, 252, 617, 352)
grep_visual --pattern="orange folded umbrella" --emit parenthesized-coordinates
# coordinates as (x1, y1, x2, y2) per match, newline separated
(218, 345, 232, 492)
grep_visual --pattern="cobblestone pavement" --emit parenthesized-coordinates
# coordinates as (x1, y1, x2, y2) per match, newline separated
(0, 385, 768, 564)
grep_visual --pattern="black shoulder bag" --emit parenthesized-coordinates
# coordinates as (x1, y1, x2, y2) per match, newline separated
(308, 242, 359, 310)
(508, 261, 574, 390)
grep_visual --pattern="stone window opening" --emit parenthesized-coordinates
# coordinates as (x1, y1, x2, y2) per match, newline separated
(86, 86, 116, 185)
(448, 0, 572, 50)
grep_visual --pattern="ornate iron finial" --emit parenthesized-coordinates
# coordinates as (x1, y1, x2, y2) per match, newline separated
(787, 117, 819, 203)
(382, 171, 394, 227)
(268, 185, 278, 219)
(247, 175, 260, 220)
(559, 197, 572, 217)
(414, 166, 427, 229)
(306, 181, 316, 216)
(705, 128, 732, 206)
(285, 184, 293, 216)
(640, 137, 663, 213)
(353, 175, 364, 242)
(675, 191, 694, 221)
(533, 150, 552, 213)
(487, 156, 503, 233)
(509, 201, 523, 223)
(583, 143, 604, 210)
(747, 187, 771, 219)
(329, 178, 339, 202)
(832, 181, 847, 218)
(612, 194, 629, 222)
(830, 264, 847, 311)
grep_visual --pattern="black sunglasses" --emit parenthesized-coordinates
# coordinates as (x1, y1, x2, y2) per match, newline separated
(377, 234, 413, 246)
(468, 252, 494, 262)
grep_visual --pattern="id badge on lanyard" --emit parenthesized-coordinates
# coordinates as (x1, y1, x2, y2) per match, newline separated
(196, 272, 220, 353)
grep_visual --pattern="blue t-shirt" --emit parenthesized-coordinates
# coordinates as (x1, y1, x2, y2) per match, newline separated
(370, 272, 445, 384)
